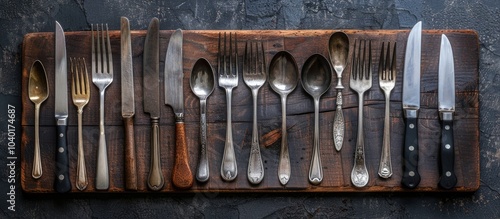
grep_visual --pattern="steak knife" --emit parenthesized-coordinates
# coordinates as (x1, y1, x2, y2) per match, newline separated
(438, 34, 457, 189)
(121, 17, 137, 190)
(143, 18, 164, 191)
(401, 21, 422, 189)
(165, 29, 194, 189)
(54, 21, 71, 193)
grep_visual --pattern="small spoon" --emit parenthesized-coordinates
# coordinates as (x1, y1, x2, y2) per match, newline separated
(301, 54, 332, 185)
(328, 32, 349, 151)
(268, 51, 299, 185)
(190, 58, 215, 183)
(28, 60, 49, 179)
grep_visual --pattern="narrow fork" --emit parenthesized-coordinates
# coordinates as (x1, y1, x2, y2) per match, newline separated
(243, 40, 266, 184)
(91, 23, 113, 190)
(349, 39, 372, 188)
(218, 32, 239, 181)
(70, 57, 90, 191)
(378, 42, 397, 179)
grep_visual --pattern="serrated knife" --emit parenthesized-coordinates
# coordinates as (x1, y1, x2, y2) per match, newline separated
(401, 21, 422, 189)
(121, 17, 137, 191)
(165, 29, 194, 189)
(438, 34, 457, 189)
(54, 21, 71, 193)
(143, 18, 164, 191)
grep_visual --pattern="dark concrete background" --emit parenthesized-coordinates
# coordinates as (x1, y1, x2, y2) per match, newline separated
(1, 0, 499, 218)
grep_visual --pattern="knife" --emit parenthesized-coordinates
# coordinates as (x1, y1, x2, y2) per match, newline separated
(401, 21, 422, 189)
(54, 21, 71, 193)
(165, 29, 194, 189)
(143, 18, 164, 191)
(438, 34, 457, 189)
(121, 17, 137, 191)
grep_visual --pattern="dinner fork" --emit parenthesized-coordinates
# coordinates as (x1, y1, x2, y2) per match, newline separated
(71, 57, 90, 191)
(349, 39, 372, 188)
(243, 40, 266, 184)
(218, 32, 239, 181)
(378, 42, 396, 179)
(91, 23, 113, 190)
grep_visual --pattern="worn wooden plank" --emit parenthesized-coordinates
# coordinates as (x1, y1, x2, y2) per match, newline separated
(21, 29, 479, 193)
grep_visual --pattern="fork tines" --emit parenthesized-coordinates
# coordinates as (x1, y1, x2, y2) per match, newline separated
(378, 42, 397, 81)
(243, 40, 266, 76)
(70, 58, 90, 102)
(91, 24, 113, 76)
(351, 40, 372, 80)
(218, 32, 239, 78)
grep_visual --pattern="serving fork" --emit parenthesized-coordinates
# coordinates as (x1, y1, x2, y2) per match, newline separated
(70, 57, 90, 191)
(378, 42, 396, 179)
(91, 23, 113, 190)
(243, 40, 266, 184)
(218, 32, 239, 181)
(349, 40, 372, 188)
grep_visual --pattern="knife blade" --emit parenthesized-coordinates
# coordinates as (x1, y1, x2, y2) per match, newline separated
(54, 21, 71, 193)
(165, 29, 194, 189)
(143, 17, 164, 191)
(120, 17, 137, 191)
(401, 21, 422, 189)
(438, 34, 457, 189)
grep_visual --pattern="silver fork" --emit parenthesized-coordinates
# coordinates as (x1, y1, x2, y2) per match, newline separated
(218, 32, 239, 181)
(91, 23, 113, 190)
(243, 40, 266, 184)
(349, 39, 372, 188)
(378, 42, 396, 179)
(70, 57, 90, 191)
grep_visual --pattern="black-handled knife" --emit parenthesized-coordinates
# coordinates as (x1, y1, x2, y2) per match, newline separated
(438, 34, 457, 189)
(401, 21, 422, 189)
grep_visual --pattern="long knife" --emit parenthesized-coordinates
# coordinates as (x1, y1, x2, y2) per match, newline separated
(438, 34, 457, 189)
(165, 29, 194, 189)
(143, 18, 164, 191)
(401, 21, 422, 189)
(54, 21, 71, 193)
(121, 17, 137, 191)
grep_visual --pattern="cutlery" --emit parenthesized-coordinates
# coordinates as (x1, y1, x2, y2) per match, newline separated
(243, 40, 266, 185)
(401, 21, 422, 189)
(378, 42, 396, 179)
(165, 29, 194, 189)
(438, 34, 457, 189)
(28, 60, 48, 179)
(70, 58, 90, 191)
(268, 51, 299, 185)
(301, 54, 332, 185)
(121, 17, 138, 191)
(54, 21, 71, 193)
(328, 32, 349, 152)
(143, 18, 163, 191)
(190, 58, 215, 183)
(350, 40, 372, 188)
(218, 32, 239, 181)
(91, 23, 113, 190)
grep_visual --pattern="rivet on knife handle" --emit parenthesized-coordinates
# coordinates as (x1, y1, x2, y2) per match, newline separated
(55, 125, 71, 193)
(401, 114, 421, 188)
(172, 121, 194, 189)
(439, 117, 457, 189)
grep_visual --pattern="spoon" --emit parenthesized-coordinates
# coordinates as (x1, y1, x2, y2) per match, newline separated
(190, 58, 215, 183)
(28, 60, 49, 179)
(328, 32, 349, 151)
(268, 51, 299, 185)
(301, 54, 332, 185)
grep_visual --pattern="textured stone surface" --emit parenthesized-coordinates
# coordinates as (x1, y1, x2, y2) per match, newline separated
(1, 0, 499, 217)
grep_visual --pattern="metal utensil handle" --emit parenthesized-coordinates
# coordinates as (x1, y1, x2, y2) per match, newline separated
(76, 111, 88, 190)
(278, 94, 291, 185)
(333, 90, 344, 151)
(32, 104, 42, 179)
(147, 118, 164, 191)
(196, 99, 210, 182)
(95, 90, 109, 190)
(309, 97, 323, 185)
(221, 88, 238, 181)
(351, 93, 369, 187)
(378, 94, 393, 178)
(247, 89, 264, 184)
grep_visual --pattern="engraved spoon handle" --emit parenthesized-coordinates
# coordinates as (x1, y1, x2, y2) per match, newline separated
(333, 90, 344, 151)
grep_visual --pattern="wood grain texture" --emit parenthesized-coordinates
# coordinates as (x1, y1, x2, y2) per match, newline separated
(20, 29, 479, 193)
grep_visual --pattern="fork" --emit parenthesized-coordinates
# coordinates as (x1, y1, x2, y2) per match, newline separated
(218, 32, 239, 181)
(378, 42, 396, 179)
(91, 23, 113, 190)
(349, 39, 372, 188)
(243, 40, 266, 184)
(70, 57, 90, 191)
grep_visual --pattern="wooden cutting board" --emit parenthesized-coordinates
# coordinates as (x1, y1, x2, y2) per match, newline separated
(20, 29, 479, 193)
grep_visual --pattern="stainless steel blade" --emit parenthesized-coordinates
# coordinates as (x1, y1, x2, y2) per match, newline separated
(402, 21, 422, 117)
(164, 29, 184, 118)
(54, 21, 68, 124)
(121, 17, 135, 117)
(438, 34, 455, 119)
(143, 18, 160, 119)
